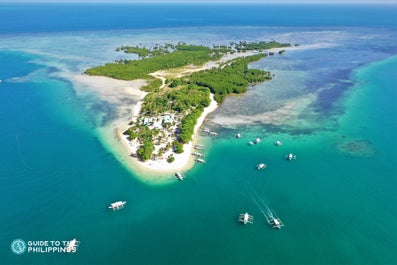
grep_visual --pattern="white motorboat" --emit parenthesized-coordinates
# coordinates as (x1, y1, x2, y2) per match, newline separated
(108, 201, 127, 210)
(175, 172, 184, 181)
(268, 217, 284, 229)
(238, 212, 254, 224)
(285, 153, 297, 160)
(256, 163, 267, 170)
(274, 140, 282, 146)
(196, 158, 206, 164)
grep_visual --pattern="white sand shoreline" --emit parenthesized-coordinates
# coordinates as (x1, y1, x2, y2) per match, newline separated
(66, 44, 306, 182)
(120, 93, 218, 173)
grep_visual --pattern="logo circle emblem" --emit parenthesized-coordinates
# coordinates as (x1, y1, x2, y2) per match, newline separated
(11, 239, 27, 255)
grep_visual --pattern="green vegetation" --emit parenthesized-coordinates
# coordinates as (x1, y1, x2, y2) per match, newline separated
(141, 77, 163, 92)
(172, 140, 184, 154)
(188, 54, 272, 103)
(116, 46, 150, 57)
(234, 40, 291, 52)
(167, 155, 175, 163)
(85, 44, 225, 89)
(141, 85, 210, 116)
(178, 108, 203, 143)
(86, 40, 290, 161)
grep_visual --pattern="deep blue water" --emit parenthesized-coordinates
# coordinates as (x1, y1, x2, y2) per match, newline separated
(0, 3, 396, 34)
(0, 3, 396, 265)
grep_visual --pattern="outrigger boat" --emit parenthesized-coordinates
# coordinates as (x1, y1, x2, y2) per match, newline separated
(202, 128, 210, 133)
(235, 133, 241, 138)
(285, 153, 297, 160)
(194, 144, 204, 150)
(254, 138, 261, 144)
(209, 132, 218, 136)
(192, 152, 204, 157)
(108, 201, 127, 210)
(66, 238, 79, 253)
(196, 158, 206, 164)
(268, 217, 284, 229)
(238, 212, 254, 224)
(248, 141, 254, 145)
(175, 172, 184, 181)
(256, 163, 267, 170)
(274, 140, 282, 146)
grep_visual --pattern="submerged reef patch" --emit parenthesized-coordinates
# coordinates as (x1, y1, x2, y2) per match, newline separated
(336, 139, 375, 158)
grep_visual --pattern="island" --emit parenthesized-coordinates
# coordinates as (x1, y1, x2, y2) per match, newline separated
(85, 41, 291, 172)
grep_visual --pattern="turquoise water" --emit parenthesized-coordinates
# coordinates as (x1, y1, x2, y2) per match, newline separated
(1, 4, 397, 265)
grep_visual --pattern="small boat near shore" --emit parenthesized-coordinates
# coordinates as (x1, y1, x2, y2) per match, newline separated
(108, 201, 127, 211)
(285, 153, 297, 160)
(175, 172, 184, 181)
(202, 128, 210, 133)
(194, 144, 204, 150)
(192, 152, 204, 157)
(274, 140, 282, 146)
(236, 133, 241, 138)
(238, 212, 254, 224)
(256, 163, 267, 170)
(249, 138, 261, 145)
(209, 132, 218, 136)
(196, 158, 206, 164)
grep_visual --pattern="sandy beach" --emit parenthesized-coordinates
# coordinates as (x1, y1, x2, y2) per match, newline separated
(67, 72, 218, 177)
(124, 93, 218, 173)
(69, 45, 303, 180)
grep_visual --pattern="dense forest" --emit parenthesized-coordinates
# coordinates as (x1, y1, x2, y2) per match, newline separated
(188, 54, 273, 103)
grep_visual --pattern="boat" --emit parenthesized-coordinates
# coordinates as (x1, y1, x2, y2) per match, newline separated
(254, 138, 261, 144)
(175, 172, 184, 181)
(202, 128, 210, 133)
(192, 152, 204, 157)
(256, 163, 267, 170)
(236, 133, 241, 138)
(268, 217, 284, 229)
(248, 141, 254, 145)
(238, 212, 254, 224)
(285, 153, 297, 160)
(274, 140, 282, 146)
(66, 238, 79, 253)
(209, 132, 218, 136)
(108, 201, 127, 210)
(194, 144, 204, 150)
(196, 158, 206, 164)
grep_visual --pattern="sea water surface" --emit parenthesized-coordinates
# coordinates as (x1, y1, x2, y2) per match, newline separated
(0, 3, 396, 265)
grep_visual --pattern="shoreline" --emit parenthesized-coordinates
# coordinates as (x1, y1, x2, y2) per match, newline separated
(71, 45, 303, 183)
(121, 93, 218, 174)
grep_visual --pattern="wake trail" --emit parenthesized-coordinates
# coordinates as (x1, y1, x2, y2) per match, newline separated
(243, 178, 275, 220)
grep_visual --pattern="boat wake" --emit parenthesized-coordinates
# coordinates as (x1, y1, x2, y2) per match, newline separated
(244, 180, 279, 223)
